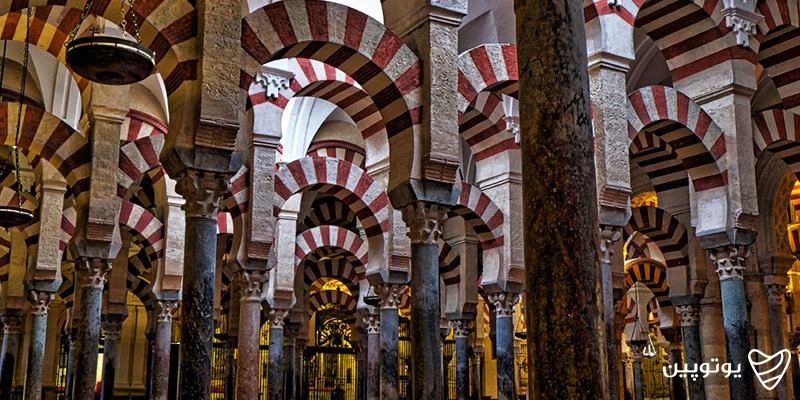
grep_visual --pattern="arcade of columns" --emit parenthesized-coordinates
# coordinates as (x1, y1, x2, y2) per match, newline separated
(0, 0, 800, 399)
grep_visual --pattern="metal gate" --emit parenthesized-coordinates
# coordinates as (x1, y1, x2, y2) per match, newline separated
(303, 305, 358, 400)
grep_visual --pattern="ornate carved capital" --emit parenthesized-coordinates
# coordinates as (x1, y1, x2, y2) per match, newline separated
(236, 270, 269, 303)
(721, 5, 763, 48)
(487, 292, 520, 317)
(765, 284, 787, 306)
(1, 315, 23, 335)
(156, 300, 180, 323)
(629, 343, 645, 359)
(709, 245, 750, 282)
(363, 314, 380, 334)
(676, 304, 701, 327)
(102, 320, 124, 341)
(599, 225, 622, 264)
(28, 290, 53, 316)
(255, 66, 294, 100)
(269, 308, 290, 330)
(76, 258, 111, 289)
(451, 319, 474, 338)
(378, 284, 405, 310)
(175, 169, 230, 219)
(402, 202, 448, 244)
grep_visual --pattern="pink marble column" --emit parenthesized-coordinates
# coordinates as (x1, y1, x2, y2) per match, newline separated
(236, 270, 268, 400)
(363, 314, 380, 400)
(153, 300, 179, 400)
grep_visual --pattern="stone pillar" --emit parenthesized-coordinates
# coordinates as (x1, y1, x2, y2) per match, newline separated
(450, 320, 472, 400)
(145, 331, 155, 400)
(64, 328, 77, 400)
(470, 350, 482, 399)
(100, 316, 125, 400)
(487, 293, 519, 400)
(629, 343, 645, 400)
(0, 314, 22, 399)
(765, 278, 794, 400)
(74, 259, 111, 400)
(378, 284, 403, 399)
(710, 245, 754, 400)
(599, 226, 623, 400)
(363, 314, 380, 400)
(153, 300, 179, 400)
(268, 308, 289, 400)
(236, 270, 268, 400)
(24, 291, 52, 400)
(402, 202, 447, 400)
(676, 304, 705, 400)
(296, 338, 307, 399)
(223, 337, 236, 400)
(284, 323, 299, 400)
(175, 170, 228, 400)
(662, 329, 686, 400)
(514, 0, 605, 397)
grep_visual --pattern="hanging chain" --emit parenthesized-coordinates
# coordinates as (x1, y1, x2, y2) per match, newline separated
(67, 0, 95, 46)
(129, 0, 141, 44)
(12, 8, 31, 204)
(119, 0, 128, 39)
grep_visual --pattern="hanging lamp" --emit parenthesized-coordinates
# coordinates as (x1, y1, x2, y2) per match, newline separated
(65, 0, 155, 85)
(363, 285, 380, 307)
(0, 9, 34, 228)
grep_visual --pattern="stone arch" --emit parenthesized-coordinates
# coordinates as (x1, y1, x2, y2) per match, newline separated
(118, 136, 165, 200)
(756, 23, 800, 110)
(303, 258, 363, 295)
(753, 109, 800, 178)
(300, 196, 358, 232)
(458, 43, 518, 114)
(623, 259, 671, 306)
(450, 182, 504, 250)
(439, 240, 460, 286)
(241, 0, 422, 186)
(294, 225, 368, 270)
(118, 200, 164, 266)
(308, 289, 358, 318)
(624, 206, 689, 296)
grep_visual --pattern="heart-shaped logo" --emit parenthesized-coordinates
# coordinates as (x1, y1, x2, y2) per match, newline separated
(749, 349, 791, 391)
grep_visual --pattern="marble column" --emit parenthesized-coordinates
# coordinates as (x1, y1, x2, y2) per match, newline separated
(629, 343, 645, 400)
(515, 0, 605, 397)
(470, 350, 482, 399)
(175, 170, 228, 400)
(450, 320, 472, 400)
(145, 331, 154, 400)
(268, 308, 289, 400)
(236, 270, 268, 400)
(378, 284, 404, 399)
(74, 259, 111, 400)
(599, 226, 622, 400)
(766, 278, 794, 400)
(676, 304, 705, 400)
(153, 300, 179, 400)
(64, 329, 77, 400)
(402, 202, 447, 400)
(363, 314, 380, 400)
(710, 245, 754, 400)
(24, 291, 52, 400)
(284, 323, 299, 400)
(100, 316, 125, 400)
(296, 338, 307, 399)
(223, 337, 236, 400)
(487, 293, 519, 400)
(0, 314, 23, 399)
(662, 329, 686, 400)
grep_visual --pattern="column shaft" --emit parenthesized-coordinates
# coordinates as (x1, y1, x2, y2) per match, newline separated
(380, 305, 399, 399)
(766, 283, 794, 400)
(145, 333, 155, 400)
(65, 331, 76, 400)
(24, 299, 49, 400)
(365, 314, 380, 400)
(455, 335, 468, 400)
(496, 314, 516, 400)
(410, 241, 442, 400)
(669, 346, 686, 400)
(0, 315, 22, 399)
(74, 260, 109, 400)
(632, 356, 644, 400)
(153, 301, 178, 400)
(236, 270, 267, 400)
(100, 319, 124, 400)
(223, 338, 236, 400)
(283, 325, 298, 400)
(599, 227, 622, 400)
(268, 310, 288, 400)
(680, 323, 705, 400)
(471, 353, 482, 400)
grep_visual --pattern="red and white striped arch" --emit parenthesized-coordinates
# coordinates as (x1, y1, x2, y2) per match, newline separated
(459, 92, 517, 162)
(458, 43, 518, 114)
(450, 182, 505, 251)
(623, 258, 671, 307)
(756, 1, 800, 111)
(627, 86, 727, 192)
(753, 109, 800, 178)
(241, 1, 422, 147)
(304, 258, 363, 294)
(308, 289, 358, 317)
(222, 165, 250, 222)
(624, 206, 689, 296)
(274, 156, 390, 238)
(294, 225, 368, 270)
(300, 196, 358, 231)
(121, 110, 167, 142)
(439, 240, 460, 286)
(217, 212, 234, 235)
(118, 201, 165, 264)
(629, 128, 690, 197)
(118, 136, 165, 199)
(307, 140, 366, 169)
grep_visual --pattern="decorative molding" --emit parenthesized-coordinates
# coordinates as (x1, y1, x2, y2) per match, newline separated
(362, 314, 380, 334)
(450, 319, 474, 338)
(175, 169, 230, 219)
(76, 258, 111, 289)
(236, 270, 269, 303)
(765, 284, 787, 306)
(501, 94, 520, 144)
(102, 320, 124, 341)
(378, 284, 405, 310)
(709, 245, 750, 282)
(402, 202, 448, 244)
(1, 315, 23, 335)
(599, 225, 622, 265)
(487, 292, 520, 318)
(28, 290, 53, 316)
(155, 300, 180, 323)
(269, 308, 290, 330)
(255, 66, 294, 101)
(676, 304, 701, 327)
(721, 4, 763, 48)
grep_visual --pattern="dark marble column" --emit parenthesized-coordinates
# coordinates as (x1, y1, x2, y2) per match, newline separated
(600, 226, 622, 400)
(662, 329, 686, 400)
(74, 259, 111, 400)
(283, 323, 299, 400)
(629, 343, 645, 400)
(236, 270, 268, 400)
(175, 170, 228, 400)
(296, 338, 307, 399)
(363, 314, 380, 400)
(24, 291, 52, 400)
(402, 202, 447, 400)
(65, 329, 77, 400)
(268, 309, 289, 400)
(223, 337, 236, 400)
(378, 284, 404, 399)
(145, 331, 155, 400)
(450, 320, 472, 400)
(470, 350, 482, 400)
(153, 300, 179, 400)
(676, 304, 705, 400)
(709, 246, 754, 400)
(487, 293, 518, 400)
(100, 316, 125, 400)
(765, 280, 794, 400)
(515, 0, 605, 397)
(0, 314, 23, 399)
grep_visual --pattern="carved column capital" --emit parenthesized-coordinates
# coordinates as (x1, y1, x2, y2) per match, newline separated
(709, 245, 750, 282)
(236, 270, 269, 303)
(269, 308, 290, 330)
(378, 284, 405, 310)
(765, 283, 788, 306)
(599, 225, 622, 264)
(629, 343, 645, 359)
(362, 314, 380, 334)
(450, 319, 474, 338)
(76, 258, 111, 289)
(175, 169, 230, 219)
(156, 300, 180, 323)
(401, 202, 448, 244)
(487, 292, 520, 317)
(28, 290, 53, 316)
(1, 315, 23, 335)
(102, 319, 124, 341)
(675, 304, 701, 327)
(255, 66, 294, 100)
(721, 6, 763, 48)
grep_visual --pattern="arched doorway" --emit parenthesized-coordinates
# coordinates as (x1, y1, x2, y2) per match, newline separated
(303, 304, 358, 400)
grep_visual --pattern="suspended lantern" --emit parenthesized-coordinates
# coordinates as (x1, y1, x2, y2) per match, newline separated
(363, 285, 380, 307)
(65, 0, 155, 85)
(0, 10, 34, 228)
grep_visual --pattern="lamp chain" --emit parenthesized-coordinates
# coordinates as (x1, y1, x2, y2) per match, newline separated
(67, 0, 95, 46)
(129, 0, 141, 44)
(12, 8, 31, 204)
(119, 0, 127, 38)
